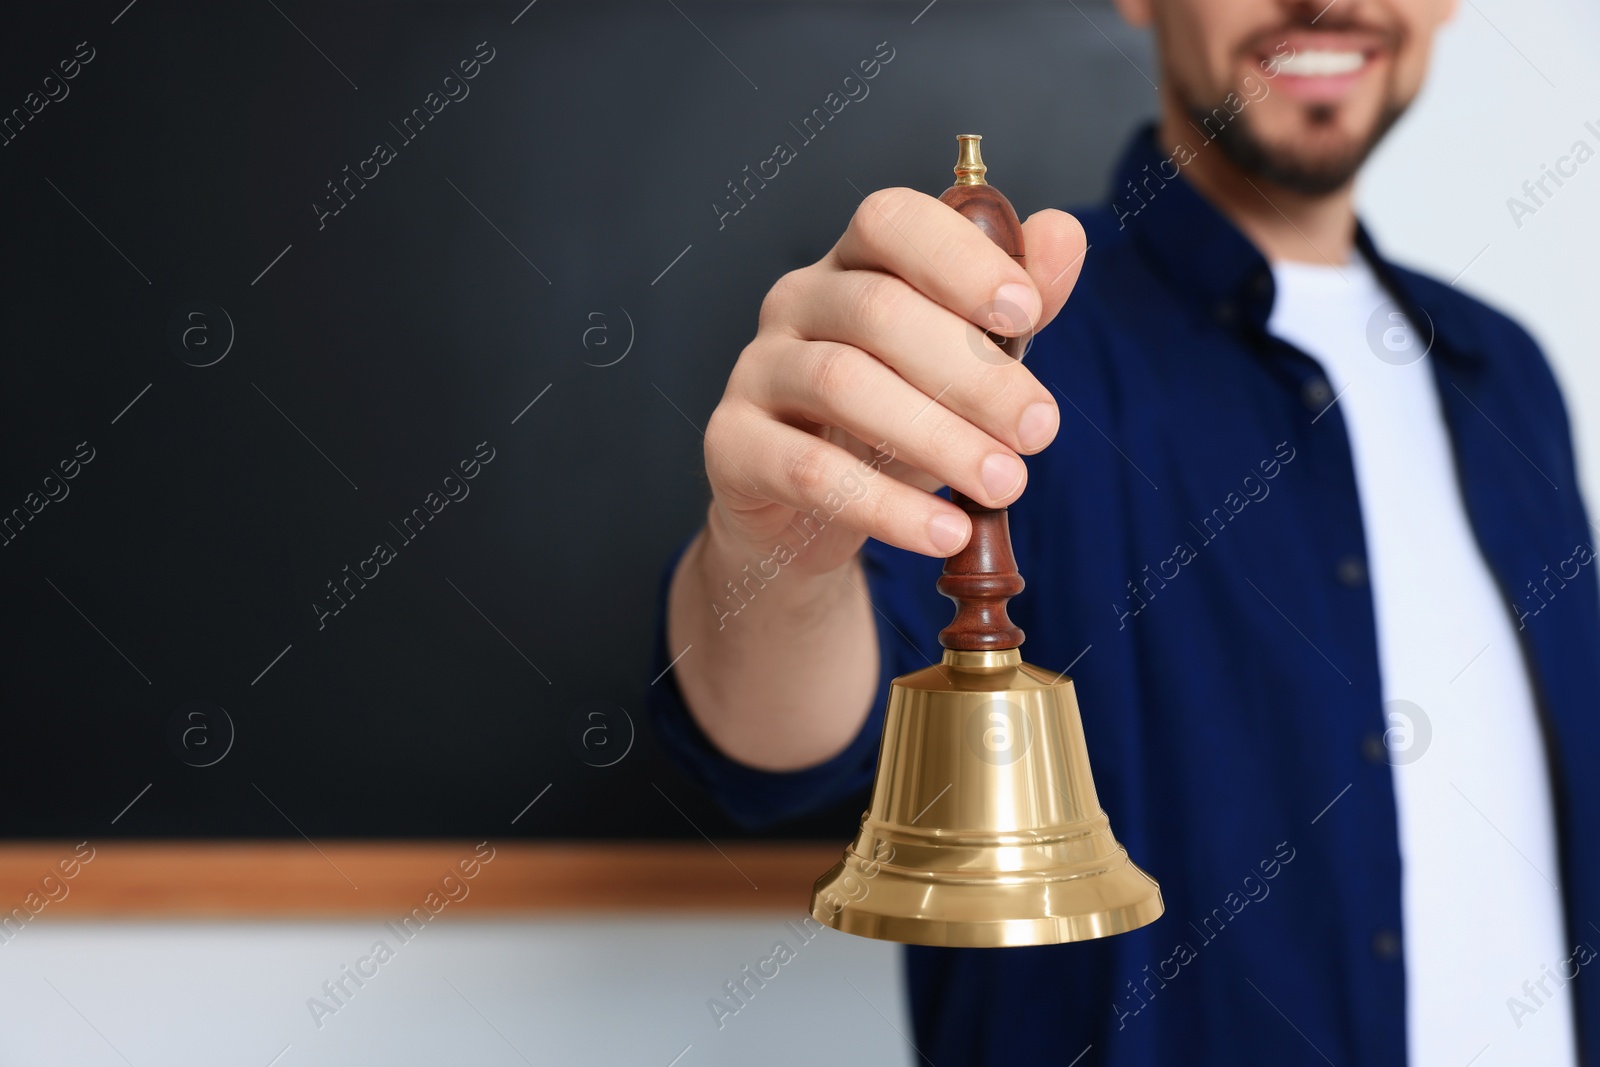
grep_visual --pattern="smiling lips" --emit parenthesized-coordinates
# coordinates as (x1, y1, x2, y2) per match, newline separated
(1260, 30, 1389, 104)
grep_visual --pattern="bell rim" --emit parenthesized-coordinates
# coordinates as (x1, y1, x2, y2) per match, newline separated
(809, 877, 1165, 948)
(809, 853, 1165, 947)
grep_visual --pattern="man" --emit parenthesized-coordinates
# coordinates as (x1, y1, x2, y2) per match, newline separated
(650, 0, 1600, 1062)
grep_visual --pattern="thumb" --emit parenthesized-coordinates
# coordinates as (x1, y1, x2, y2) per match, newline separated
(1020, 208, 1089, 334)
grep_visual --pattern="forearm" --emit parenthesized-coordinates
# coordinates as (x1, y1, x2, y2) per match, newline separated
(665, 513, 879, 772)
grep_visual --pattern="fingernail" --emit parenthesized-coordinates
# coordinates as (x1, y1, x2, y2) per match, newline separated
(1017, 402, 1059, 453)
(981, 452, 1026, 503)
(928, 512, 969, 554)
(992, 282, 1041, 333)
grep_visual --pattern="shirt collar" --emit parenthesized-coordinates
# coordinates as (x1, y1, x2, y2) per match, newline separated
(1105, 124, 1485, 366)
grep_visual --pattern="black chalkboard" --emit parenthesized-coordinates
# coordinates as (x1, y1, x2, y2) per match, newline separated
(0, 1, 1153, 840)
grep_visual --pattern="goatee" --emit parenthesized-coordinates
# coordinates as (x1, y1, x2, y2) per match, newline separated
(1194, 102, 1406, 196)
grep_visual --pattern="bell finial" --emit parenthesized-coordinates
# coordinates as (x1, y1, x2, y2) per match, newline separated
(954, 134, 988, 186)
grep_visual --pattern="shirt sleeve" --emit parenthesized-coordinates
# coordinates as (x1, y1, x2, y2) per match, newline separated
(645, 530, 946, 830)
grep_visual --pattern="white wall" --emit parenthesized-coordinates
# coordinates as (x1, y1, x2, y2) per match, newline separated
(0, 917, 909, 1067)
(1361, 0, 1600, 516)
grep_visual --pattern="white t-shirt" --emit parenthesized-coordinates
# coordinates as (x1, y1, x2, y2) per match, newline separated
(1266, 255, 1575, 1067)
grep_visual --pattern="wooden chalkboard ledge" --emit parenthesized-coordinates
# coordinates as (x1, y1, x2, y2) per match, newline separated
(0, 842, 842, 918)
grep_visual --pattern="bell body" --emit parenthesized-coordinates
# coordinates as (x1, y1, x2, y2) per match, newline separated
(810, 649, 1164, 947)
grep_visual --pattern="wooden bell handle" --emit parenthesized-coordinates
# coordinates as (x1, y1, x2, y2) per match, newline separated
(935, 135, 1027, 652)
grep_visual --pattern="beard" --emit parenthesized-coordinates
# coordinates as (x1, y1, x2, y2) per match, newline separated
(1191, 98, 1407, 197)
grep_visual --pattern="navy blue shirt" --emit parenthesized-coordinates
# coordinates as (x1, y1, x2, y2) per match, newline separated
(648, 127, 1600, 1065)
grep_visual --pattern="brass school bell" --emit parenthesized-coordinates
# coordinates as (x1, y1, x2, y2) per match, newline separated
(809, 135, 1164, 948)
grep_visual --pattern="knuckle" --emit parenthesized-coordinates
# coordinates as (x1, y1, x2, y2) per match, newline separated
(800, 341, 864, 404)
(968, 364, 1034, 427)
(702, 402, 739, 476)
(841, 271, 908, 340)
(726, 339, 769, 398)
(921, 407, 970, 462)
(852, 187, 918, 250)
(957, 365, 1010, 421)
(704, 399, 734, 448)
(784, 441, 834, 500)
(758, 269, 806, 331)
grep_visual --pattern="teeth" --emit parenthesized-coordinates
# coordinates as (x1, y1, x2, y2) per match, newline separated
(1276, 49, 1366, 76)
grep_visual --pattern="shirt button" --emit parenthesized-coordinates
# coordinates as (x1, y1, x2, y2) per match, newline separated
(1336, 557, 1368, 586)
(1372, 929, 1402, 960)
(1361, 734, 1387, 764)
(1214, 301, 1237, 324)
(1250, 272, 1273, 298)
(1302, 377, 1333, 410)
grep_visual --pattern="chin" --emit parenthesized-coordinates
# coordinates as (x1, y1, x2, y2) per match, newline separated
(1208, 101, 1406, 196)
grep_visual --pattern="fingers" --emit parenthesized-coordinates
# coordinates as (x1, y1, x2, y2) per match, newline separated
(760, 340, 1030, 509)
(1020, 208, 1089, 333)
(705, 400, 972, 557)
(830, 187, 1042, 337)
(707, 190, 1091, 565)
(779, 270, 1060, 457)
